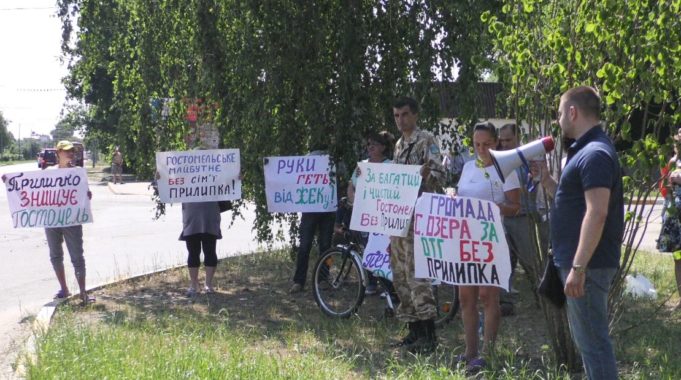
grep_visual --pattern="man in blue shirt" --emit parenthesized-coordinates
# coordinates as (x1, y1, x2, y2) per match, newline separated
(535, 86, 623, 380)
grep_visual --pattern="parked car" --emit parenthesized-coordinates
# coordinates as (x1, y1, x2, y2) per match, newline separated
(39, 148, 58, 169)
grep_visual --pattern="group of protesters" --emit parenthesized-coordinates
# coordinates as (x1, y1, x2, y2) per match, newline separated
(286, 88, 621, 378)
(290, 88, 621, 378)
(17, 86, 622, 379)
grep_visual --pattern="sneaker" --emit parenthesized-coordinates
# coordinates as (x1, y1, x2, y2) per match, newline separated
(204, 286, 215, 294)
(289, 283, 304, 294)
(365, 284, 378, 295)
(186, 287, 197, 298)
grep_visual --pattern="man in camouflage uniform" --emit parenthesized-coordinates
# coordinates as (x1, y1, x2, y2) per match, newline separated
(390, 96, 445, 353)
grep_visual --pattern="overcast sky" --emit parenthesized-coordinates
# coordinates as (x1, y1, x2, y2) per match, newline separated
(0, 0, 68, 139)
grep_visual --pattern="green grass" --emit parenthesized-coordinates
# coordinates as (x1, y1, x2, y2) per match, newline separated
(613, 251, 681, 380)
(28, 310, 356, 379)
(24, 249, 681, 379)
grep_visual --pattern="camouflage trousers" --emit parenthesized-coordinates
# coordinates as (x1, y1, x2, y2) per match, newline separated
(390, 225, 436, 322)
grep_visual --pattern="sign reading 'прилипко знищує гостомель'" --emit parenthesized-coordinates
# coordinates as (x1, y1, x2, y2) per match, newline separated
(3, 167, 93, 228)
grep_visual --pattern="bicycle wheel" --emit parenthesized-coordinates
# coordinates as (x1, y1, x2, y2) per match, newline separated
(433, 282, 459, 327)
(313, 247, 366, 318)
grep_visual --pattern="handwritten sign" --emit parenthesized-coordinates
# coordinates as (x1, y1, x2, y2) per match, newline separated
(362, 233, 392, 280)
(349, 162, 422, 237)
(156, 149, 241, 203)
(3, 168, 93, 228)
(264, 155, 337, 212)
(413, 193, 511, 291)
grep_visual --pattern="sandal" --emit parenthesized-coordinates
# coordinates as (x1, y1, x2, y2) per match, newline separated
(54, 290, 71, 299)
(466, 357, 487, 374)
(81, 295, 96, 305)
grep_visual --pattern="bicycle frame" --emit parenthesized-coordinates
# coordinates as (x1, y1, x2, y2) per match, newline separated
(329, 242, 367, 289)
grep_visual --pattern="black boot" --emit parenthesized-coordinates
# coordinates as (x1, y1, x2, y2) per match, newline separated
(408, 319, 437, 354)
(391, 321, 420, 347)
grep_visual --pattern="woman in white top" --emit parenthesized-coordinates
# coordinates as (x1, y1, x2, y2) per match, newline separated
(455, 122, 521, 371)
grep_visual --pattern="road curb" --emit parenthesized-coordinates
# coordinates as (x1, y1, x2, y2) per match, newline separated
(12, 262, 187, 378)
(11, 248, 260, 378)
(106, 181, 154, 196)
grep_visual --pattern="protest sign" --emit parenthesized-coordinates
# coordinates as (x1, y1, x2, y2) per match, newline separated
(349, 162, 421, 237)
(264, 155, 337, 213)
(413, 193, 511, 291)
(361, 232, 392, 281)
(3, 167, 93, 228)
(156, 149, 241, 203)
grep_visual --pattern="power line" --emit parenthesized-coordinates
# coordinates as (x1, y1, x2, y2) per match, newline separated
(15, 88, 65, 92)
(0, 6, 56, 11)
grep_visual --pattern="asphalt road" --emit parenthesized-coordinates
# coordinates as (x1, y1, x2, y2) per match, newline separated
(0, 162, 270, 378)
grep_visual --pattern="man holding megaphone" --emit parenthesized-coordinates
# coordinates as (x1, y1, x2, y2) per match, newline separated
(532, 86, 623, 380)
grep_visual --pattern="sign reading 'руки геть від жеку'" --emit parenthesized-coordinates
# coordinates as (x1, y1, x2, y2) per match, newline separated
(263, 155, 337, 213)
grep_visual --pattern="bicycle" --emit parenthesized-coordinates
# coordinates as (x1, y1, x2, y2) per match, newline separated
(312, 227, 459, 326)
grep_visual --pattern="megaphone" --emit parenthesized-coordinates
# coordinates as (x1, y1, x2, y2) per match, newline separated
(489, 136, 555, 182)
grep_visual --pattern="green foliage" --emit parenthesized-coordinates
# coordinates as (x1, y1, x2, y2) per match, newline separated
(57, 0, 500, 242)
(51, 105, 87, 141)
(0, 110, 12, 153)
(486, 0, 681, 370)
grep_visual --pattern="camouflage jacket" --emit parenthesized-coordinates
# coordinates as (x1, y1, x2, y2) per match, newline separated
(393, 128, 445, 193)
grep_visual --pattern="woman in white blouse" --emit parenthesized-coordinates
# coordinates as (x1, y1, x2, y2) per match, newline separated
(455, 122, 521, 371)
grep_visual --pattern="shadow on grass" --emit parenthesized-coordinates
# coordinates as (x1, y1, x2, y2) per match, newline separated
(60, 250, 479, 376)
(56, 249, 617, 378)
(614, 295, 681, 377)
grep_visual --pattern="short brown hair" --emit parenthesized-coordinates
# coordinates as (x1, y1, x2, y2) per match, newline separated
(562, 86, 601, 119)
(499, 123, 518, 136)
(473, 121, 498, 139)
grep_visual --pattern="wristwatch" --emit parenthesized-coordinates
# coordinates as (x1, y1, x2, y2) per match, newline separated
(572, 264, 586, 274)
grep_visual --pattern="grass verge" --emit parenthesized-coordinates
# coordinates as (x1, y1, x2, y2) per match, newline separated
(24, 249, 680, 379)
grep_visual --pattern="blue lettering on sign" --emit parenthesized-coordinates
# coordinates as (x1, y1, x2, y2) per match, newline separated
(275, 190, 294, 203)
(276, 158, 318, 174)
(428, 194, 496, 222)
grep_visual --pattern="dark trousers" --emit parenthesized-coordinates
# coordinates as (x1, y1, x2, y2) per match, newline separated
(293, 212, 335, 286)
(185, 233, 218, 268)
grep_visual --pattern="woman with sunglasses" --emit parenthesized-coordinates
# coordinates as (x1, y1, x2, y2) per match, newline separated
(455, 122, 521, 372)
